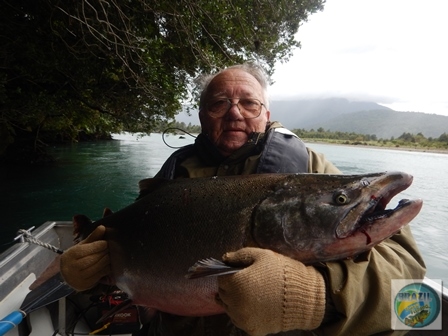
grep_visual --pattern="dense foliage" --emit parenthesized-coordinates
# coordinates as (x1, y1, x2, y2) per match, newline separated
(153, 121, 202, 135)
(0, 0, 324, 162)
(294, 128, 448, 150)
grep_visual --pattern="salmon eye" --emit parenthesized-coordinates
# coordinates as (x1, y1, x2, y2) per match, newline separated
(334, 192, 349, 205)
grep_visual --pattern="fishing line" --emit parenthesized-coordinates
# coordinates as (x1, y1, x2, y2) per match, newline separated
(0, 241, 14, 248)
(162, 127, 197, 149)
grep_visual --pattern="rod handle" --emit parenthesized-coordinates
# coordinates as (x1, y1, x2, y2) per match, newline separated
(0, 311, 24, 335)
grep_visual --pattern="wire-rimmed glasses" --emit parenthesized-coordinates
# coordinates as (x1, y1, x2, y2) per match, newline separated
(204, 98, 265, 119)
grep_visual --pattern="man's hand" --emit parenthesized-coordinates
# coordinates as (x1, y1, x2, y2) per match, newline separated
(60, 225, 111, 291)
(216, 247, 326, 336)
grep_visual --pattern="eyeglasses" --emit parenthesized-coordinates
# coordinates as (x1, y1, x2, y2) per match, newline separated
(204, 98, 265, 119)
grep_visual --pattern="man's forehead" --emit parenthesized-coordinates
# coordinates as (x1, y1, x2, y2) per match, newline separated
(208, 89, 257, 98)
(207, 70, 262, 96)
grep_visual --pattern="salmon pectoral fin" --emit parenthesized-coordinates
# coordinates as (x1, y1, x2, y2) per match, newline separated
(185, 258, 245, 279)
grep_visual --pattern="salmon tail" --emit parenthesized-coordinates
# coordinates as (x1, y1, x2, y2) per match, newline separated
(185, 258, 245, 279)
(137, 178, 169, 200)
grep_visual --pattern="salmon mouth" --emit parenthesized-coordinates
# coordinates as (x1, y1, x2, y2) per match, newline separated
(360, 198, 413, 224)
(359, 171, 414, 224)
(356, 197, 422, 245)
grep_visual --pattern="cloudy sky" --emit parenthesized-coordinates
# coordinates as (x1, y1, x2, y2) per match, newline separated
(270, 0, 448, 116)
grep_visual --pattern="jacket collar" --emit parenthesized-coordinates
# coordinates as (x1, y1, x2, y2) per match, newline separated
(194, 121, 284, 166)
(194, 132, 265, 166)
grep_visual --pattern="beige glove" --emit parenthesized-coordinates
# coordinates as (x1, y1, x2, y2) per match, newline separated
(60, 225, 111, 291)
(217, 247, 326, 336)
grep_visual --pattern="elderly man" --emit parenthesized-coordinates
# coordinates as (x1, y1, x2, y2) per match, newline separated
(61, 63, 425, 335)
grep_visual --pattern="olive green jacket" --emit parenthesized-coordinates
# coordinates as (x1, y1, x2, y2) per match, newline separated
(147, 123, 426, 336)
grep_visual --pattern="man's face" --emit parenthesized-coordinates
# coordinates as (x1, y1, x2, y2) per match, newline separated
(199, 69, 270, 157)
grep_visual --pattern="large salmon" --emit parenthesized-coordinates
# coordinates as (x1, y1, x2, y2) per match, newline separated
(74, 172, 422, 316)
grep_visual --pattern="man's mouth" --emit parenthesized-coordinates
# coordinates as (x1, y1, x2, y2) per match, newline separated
(224, 128, 245, 132)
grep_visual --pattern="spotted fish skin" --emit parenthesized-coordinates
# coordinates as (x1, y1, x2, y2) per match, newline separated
(74, 172, 422, 316)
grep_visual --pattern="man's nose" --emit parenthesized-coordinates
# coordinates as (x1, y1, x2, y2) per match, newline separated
(225, 102, 243, 119)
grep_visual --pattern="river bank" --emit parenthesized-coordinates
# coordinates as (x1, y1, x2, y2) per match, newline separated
(304, 139, 448, 155)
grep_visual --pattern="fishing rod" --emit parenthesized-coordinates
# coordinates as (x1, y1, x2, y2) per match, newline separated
(162, 127, 197, 149)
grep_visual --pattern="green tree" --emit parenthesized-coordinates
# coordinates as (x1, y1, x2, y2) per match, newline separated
(0, 0, 325, 162)
(439, 133, 448, 143)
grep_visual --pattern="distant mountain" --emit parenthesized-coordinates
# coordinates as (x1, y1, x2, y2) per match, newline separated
(175, 98, 448, 139)
(269, 98, 392, 128)
(309, 110, 448, 139)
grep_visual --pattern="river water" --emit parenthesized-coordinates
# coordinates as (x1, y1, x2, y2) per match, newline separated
(0, 133, 446, 284)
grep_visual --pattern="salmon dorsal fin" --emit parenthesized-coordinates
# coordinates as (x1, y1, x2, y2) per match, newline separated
(137, 177, 169, 200)
(102, 207, 114, 217)
(72, 214, 95, 243)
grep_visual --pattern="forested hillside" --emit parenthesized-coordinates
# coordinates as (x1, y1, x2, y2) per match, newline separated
(310, 110, 448, 139)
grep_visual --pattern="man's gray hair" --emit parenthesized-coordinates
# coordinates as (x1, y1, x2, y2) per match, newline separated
(197, 63, 270, 110)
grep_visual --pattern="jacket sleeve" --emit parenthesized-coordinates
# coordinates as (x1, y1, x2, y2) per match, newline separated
(306, 147, 341, 174)
(317, 225, 426, 335)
